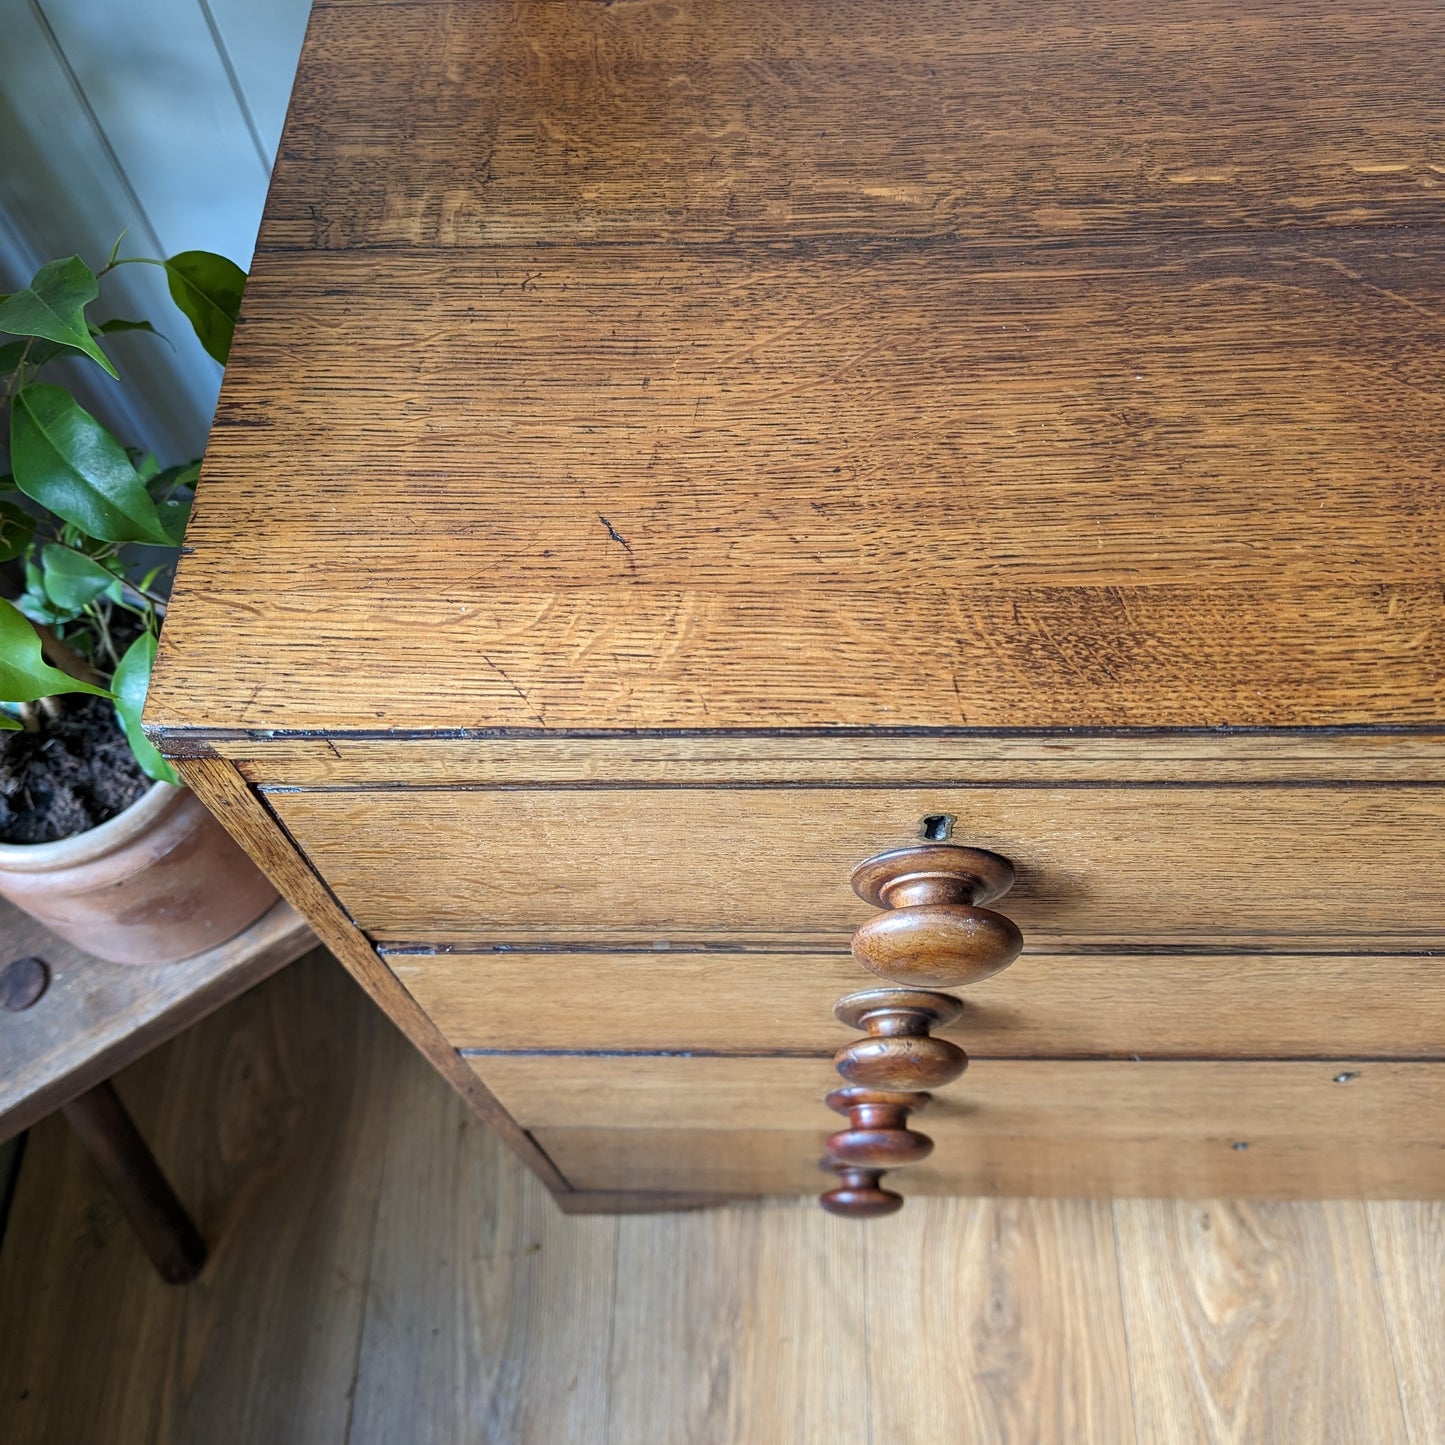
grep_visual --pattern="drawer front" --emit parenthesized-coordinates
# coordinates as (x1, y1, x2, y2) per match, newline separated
(538, 1128, 1445, 1200)
(394, 948, 1445, 1058)
(470, 1056, 1445, 1140)
(271, 784, 1445, 946)
(487, 1057, 1445, 1199)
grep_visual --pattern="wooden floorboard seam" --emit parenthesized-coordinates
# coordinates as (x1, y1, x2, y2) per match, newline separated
(1363, 1205, 1418, 1445)
(860, 1222, 875, 1445)
(598, 1216, 622, 1445)
(340, 1160, 387, 1445)
(1110, 1202, 1147, 1445)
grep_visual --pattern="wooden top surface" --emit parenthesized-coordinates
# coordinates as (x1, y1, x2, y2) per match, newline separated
(0, 898, 316, 1142)
(149, 0, 1445, 738)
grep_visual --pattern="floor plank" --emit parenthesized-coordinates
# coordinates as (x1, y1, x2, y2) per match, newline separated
(1367, 1202, 1445, 1445)
(0, 951, 399, 1445)
(1114, 1200, 1408, 1444)
(2, 956, 1439, 1445)
(606, 1201, 868, 1445)
(867, 1198, 1136, 1445)
(347, 1042, 618, 1445)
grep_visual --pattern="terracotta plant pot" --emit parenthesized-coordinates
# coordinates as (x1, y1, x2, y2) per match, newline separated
(0, 782, 278, 965)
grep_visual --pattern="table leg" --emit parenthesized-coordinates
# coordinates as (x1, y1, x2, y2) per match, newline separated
(60, 1081, 207, 1285)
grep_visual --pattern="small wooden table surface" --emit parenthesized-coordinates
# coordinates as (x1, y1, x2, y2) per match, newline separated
(0, 896, 316, 1144)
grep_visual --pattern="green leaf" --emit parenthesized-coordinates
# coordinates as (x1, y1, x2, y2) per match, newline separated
(106, 230, 128, 268)
(0, 256, 117, 378)
(0, 337, 72, 375)
(163, 251, 245, 364)
(146, 459, 199, 542)
(16, 592, 77, 628)
(0, 712, 21, 732)
(0, 598, 108, 703)
(146, 460, 201, 500)
(40, 543, 120, 610)
(157, 494, 193, 544)
(10, 383, 173, 544)
(0, 501, 34, 563)
(112, 630, 178, 784)
(94, 316, 164, 341)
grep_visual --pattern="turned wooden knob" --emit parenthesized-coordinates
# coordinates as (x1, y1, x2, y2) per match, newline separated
(819, 1160, 904, 1218)
(823, 1086, 933, 1167)
(833, 987, 968, 1089)
(850, 844, 1023, 988)
(819, 1161, 903, 1218)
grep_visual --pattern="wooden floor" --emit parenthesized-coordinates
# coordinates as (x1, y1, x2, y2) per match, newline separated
(1, 953, 1439, 1445)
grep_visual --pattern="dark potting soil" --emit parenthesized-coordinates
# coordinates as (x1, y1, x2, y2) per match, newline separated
(0, 695, 150, 844)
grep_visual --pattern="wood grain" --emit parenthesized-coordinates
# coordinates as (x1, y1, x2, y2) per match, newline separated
(147, 0, 1445, 1222)
(1366, 1203, 1445, 1445)
(2, 956, 1439, 1443)
(0, 895, 314, 1142)
(867, 1200, 1136, 1444)
(473, 1055, 1445, 1141)
(268, 0, 1444, 247)
(60, 1080, 208, 1285)
(536, 1127, 1445, 1201)
(606, 1202, 867, 1445)
(174, 237, 1445, 590)
(347, 1017, 618, 1445)
(391, 948, 1445, 1059)
(222, 732, 1445, 788)
(268, 784, 1445, 947)
(0, 951, 404, 1445)
(1115, 1201, 1407, 1443)
(150, 229, 1445, 735)
(175, 757, 571, 1193)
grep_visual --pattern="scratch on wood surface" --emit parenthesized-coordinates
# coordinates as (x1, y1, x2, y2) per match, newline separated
(597, 513, 634, 554)
(479, 653, 547, 729)
(1297, 253, 1442, 323)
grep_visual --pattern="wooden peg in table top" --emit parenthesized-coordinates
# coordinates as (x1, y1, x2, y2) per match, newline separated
(850, 844, 1023, 989)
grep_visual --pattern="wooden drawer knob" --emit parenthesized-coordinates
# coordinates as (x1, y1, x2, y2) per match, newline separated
(832, 987, 968, 1089)
(850, 844, 1023, 988)
(819, 1088, 931, 1217)
(823, 1086, 934, 1167)
(819, 1161, 904, 1218)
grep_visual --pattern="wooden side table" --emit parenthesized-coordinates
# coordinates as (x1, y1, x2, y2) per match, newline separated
(0, 896, 315, 1281)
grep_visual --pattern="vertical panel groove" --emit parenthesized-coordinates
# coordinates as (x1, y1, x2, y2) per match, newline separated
(27, 0, 166, 256)
(196, 0, 272, 171)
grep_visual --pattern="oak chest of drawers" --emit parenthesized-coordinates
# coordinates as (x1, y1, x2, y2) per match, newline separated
(147, 0, 1445, 1215)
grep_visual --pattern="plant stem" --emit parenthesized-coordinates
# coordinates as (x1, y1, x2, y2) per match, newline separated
(122, 582, 168, 610)
(2, 336, 36, 401)
(96, 256, 166, 279)
(86, 604, 119, 671)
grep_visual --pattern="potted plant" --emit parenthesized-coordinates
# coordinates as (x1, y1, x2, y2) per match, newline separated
(0, 242, 276, 963)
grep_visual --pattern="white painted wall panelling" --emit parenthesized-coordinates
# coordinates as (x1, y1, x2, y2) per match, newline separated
(0, 0, 311, 458)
